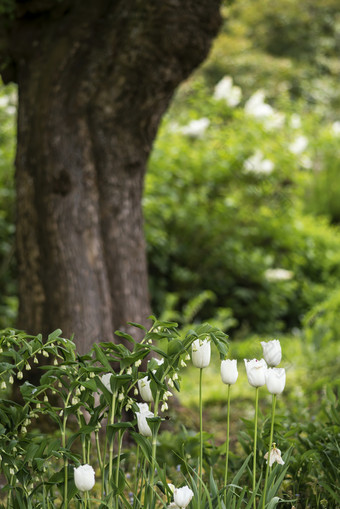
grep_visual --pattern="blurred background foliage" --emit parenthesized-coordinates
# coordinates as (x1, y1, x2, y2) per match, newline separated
(0, 84, 16, 328)
(145, 0, 340, 341)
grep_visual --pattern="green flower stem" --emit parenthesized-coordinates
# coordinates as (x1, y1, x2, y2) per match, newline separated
(108, 391, 117, 491)
(132, 446, 140, 509)
(95, 428, 106, 502)
(62, 392, 73, 509)
(83, 491, 89, 509)
(149, 391, 161, 509)
(77, 410, 87, 464)
(199, 367, 204, 507)
(224, 383, 231, 504)
(262, 394, 277, 509)
(114, 429, 124, 507)
(253, 386, 259, 509)
(7, 474, 14, 509)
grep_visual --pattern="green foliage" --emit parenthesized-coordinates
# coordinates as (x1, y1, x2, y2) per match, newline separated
(145, 87, 340, 334)
(203, 0, 340, 115)
(0, 322, 231, 508)
(304, 288, 340, 348)
(0, 81, 17, 328)
(280, 386, 340, 508)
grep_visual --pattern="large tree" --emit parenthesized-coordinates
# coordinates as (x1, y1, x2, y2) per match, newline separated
(0, 0, 222, 352)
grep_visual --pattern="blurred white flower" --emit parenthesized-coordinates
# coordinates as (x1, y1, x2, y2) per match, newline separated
(191, 338, 211, 368)
(264, 446, 285, 467)
(179, 118, 210, 138)
(245, 90, 274, 119)
(244, 150, 274, 175)
(264, 268, 293, 282)
(300, 155, 313, 169)
(221, 359, 238, 385)
(265, 368, 286, 394)
(74, 464, 95, 492)
(244, 358, 267, 387)
(0, 96, 9, 108)
(138, 376, 153, 403)
(261, 339, 282, 367)
(290, 114, 302, 129)
(264, 111, 285, 130)
(213, 76, 242, 107)
(289, 135, 308, 155)
(331, 121, 340, 136)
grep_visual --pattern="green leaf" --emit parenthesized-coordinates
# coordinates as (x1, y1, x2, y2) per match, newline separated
(92, 344, 112, 370)
(130, 430, 152, 462)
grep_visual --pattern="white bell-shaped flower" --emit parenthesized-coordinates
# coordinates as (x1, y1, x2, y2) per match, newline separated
(264, 445, 285, 467)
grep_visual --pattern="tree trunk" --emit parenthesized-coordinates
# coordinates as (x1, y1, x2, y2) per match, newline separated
(2, 0, 222, 353)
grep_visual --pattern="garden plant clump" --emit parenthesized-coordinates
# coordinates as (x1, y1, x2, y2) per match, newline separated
(0, 321, 295, 509)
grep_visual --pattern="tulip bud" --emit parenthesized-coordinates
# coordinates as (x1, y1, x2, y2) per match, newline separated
(220, 359, 238, 385)
(74, 464, 95, 492)
(261, 339, 282, 367)
(265, 368, 286, 394)
(173, 485, 194, 508)
(191, 338, 211, 369)
(244, 359, 267, 387)
(138, 376, 153, 402)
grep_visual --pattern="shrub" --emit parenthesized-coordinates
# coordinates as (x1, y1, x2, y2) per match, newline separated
(145, 87, 340, 334)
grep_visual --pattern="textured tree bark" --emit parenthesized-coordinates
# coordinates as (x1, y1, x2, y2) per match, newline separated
(1, 0, 222, 353)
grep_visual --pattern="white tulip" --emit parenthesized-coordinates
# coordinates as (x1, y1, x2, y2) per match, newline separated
(261, 339, 282, 367)
(74, 464, 95, 492)
(191, 338, 211, 368)
(221, 359, 238, 385)
(264, 446, 285, 467)
(138, 376, 153, 402)
(265, 368, 286, 394)
(135, 402, 153, 437)
(173, 485, 194, 508)
(244, 359, 267, 387)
